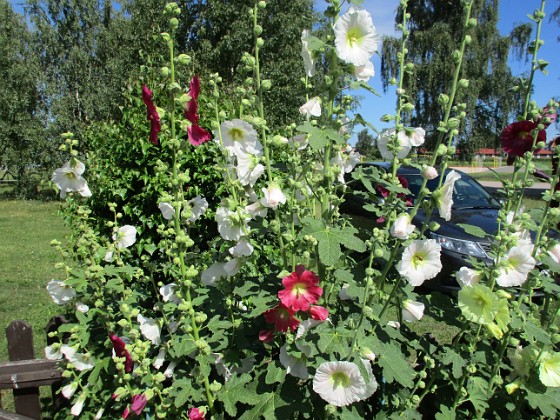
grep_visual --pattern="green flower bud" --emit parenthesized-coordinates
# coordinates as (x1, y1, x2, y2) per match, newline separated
(467, 18, 477, 27)
(160, 67, 170, 77)
(161, 32, 171, 42)
(458, 79, 469, 89)
(253, 25, 263, 36)
(464, 35, 472, 45)
(61, 132, 74, 139)
(256, 37, 265, 48)
(381, 114, 394, 122)
(261, 79, 272, 90)
(176, 54, 191, 65)
(170, 18, 179, 30)
(258, 1, 266, 9)
(452, 50, 462, 64)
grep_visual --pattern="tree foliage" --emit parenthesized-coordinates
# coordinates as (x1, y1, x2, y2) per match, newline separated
(380, 0, 531, 156)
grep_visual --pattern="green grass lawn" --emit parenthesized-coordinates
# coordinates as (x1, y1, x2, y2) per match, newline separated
(0, 200, 66, 410)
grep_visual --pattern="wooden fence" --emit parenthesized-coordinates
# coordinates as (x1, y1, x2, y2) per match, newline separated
(0, 319, 65, 420)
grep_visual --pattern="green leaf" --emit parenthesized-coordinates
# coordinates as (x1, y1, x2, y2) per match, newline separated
(265, 361, 287, 385)
(524, 320, 552, 345)
(334, 226, 366, 252)
(435, 406, 456, 420)
(376, 342, 415, 388)
(466, 376, 489, 414)
(457, 223, 487, 238)
(238, 391, 288, 420)
(441, 348, 466, 379)
(526, 386, 560, 417)
(219, 373, 260, 417)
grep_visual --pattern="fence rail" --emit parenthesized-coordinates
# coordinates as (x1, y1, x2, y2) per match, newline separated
(0, 319, 65, 420)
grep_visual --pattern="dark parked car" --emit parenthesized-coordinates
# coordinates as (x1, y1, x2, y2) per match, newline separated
(345, 162, 503, 292)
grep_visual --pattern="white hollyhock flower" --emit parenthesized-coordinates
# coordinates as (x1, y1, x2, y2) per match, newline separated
(224, 258, 242, 277)
(216, 206, 249, 241)
(45, 344, 62, 360)
(137, 314, 161, 345)
(301, 29, 316, 77)
(69, 353, 95, 371)
(70, 393, 86, 416)
(160, 283, 181, 304)
(390, 214, 415, 240)
(456, 267, 480, 287)
(296, 318, 324, 339)
(217, 119, 259, 156)
(539, 351, 560, 387)
(113, 225, 137, 249)
(397, 239, 442, 286)
(51, 160, 91, 199)
(75, 302, 89, 313)
(422, 165, 438, 180)
(245, 200, 268, 218)
(402, 300, 425, 322)
(354, 61, 375, 82)
(387, 321, 401, 329)
(338, 284, 352, 301)
(236, 150, 265, 187)
(153, 348, 167, 369)
(334, 8, 379, 66)
(331, 149, 362, 184)
(377, 128, 412, 160)
(299, 97, 321, 117)
(495, 245, 536, 287)
(229, 238, 254, 257)
(186, 196, 208, 223)
(164, 361, 177, 378)
(202, 262, 228, 286)
(313, 360, 378, 407)
(158, 202, 175, 220)
(47, 280, 76, 305)
(62, 382, 78, 399)
(547, 244, 560, 271)
(289, 134, 308, 150)
(436, 170, 461, 221)
(94, 408, 104, 419)
(280, 343, 310, 379)
(261, 184, 286, 209)
(402, 127, 426, 147)
(60, 345, 76, 361)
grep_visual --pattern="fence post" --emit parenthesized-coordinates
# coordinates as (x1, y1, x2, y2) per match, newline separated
(6, 321, 41, 419)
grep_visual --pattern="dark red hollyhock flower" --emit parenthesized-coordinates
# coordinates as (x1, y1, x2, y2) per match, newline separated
(142, 85, 161, 145)
(184, 76, 211, 146)
(309, 305, 329, 321)
(109, 334, 133, 373)
(263, 304, 300, 332)
(500, 120, 546, 163)
(123, 393, 147, 418)
(377, 175, 411, 205)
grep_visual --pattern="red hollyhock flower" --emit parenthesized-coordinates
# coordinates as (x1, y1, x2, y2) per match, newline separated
(184, 76, 211, 146)
(188, 407, 206, 420)
(264, 304, 300, 332)
(258, 329, 275, 342)
(309, 305, 329, 321)
(500, 120, 545, 160)
(278, 265, 323, 312)
(377, 175, 411, 205)
(122, 393, 147, 418)
(142, 85, 161, 145)
(109, 334, 133, 373)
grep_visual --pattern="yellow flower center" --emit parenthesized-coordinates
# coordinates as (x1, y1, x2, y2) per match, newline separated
(331, 371, 351, 388)
(229, 128, 244, 141)
(412, 251, 425, 269)
(291, 282, 307, 297)
(346, 27, 362, 47)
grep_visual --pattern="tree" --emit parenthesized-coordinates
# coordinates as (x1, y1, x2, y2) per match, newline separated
(355, 129, 376, 158)
(0, 0, 50, 195)
(381, 0, 531, 156)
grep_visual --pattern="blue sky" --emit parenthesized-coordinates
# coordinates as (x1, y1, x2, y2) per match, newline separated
(332, 0, 560, 140)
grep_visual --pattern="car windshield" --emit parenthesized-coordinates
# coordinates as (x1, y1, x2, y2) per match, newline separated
(403, 172, 501, 210)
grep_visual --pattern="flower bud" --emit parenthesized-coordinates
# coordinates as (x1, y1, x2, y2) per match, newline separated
(261, 79, 272, 90)
(452, 50, 462, 64)
(422, 165, 438, 180)
(161, 32, 171, 42)
(467, 18, 477, 28)
(381, 114, 394, 122)
(256, 37, 265, 47)
(258, 1, 266, 8)
(458, 79, 469, 89)
(170, 18, 179, 30)
(160, 67, 170, 77)
(253, 25, 263, 36)
(176, 54, 191, 65)
(464, 35, 472, 45)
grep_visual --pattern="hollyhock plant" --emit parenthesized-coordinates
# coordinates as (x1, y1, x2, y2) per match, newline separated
(141, 85, 161, 145)
(261, 184, 287, 209)
(216, 207, 250, 241)
(279, 343, 310, 379)
(158, 202, 175, 220)
(377, 128, 412, 160)
(188, 407, 206, 420)
(109, 334, 133, 373)
(137, 314, 161, 345)
(312, 360, 378, 407)
(186, 195, 209, 223)
(354, 61, 375, 82)
(458, 283, 499, 325)
(422, 165, 438, 180)
(309, 305, 329, 321)
(396, 239, 442, 286)
(539, 352, 560, 387)
(390, 213, 415, 240)
(334, 8, 379, 66)
(188, 124, 212, 146)
(61, 382, 78, 399)
(70, 394, 86, 416)
(500, 120, 546, 161)
(456, 266, 481, 287)
(264, 304, 300, 332)
(402, 300, 425, 322)
(52, 160, 92, 199)
(123, 393, 147, 418)
(278, 266, 323, 312)
(218, 119, 260, 156)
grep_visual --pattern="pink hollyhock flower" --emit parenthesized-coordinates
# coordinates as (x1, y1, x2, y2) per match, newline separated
(188, 407, 206, 420)
(500, 120, 545, 162)
(109, 334, 133, 373)
(123, 393, 147, 418)
(264, 304, 300, 332)
(309, 305, 329, 321)
(142, 85, 161, 145)
(278, 266, 323, 312)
